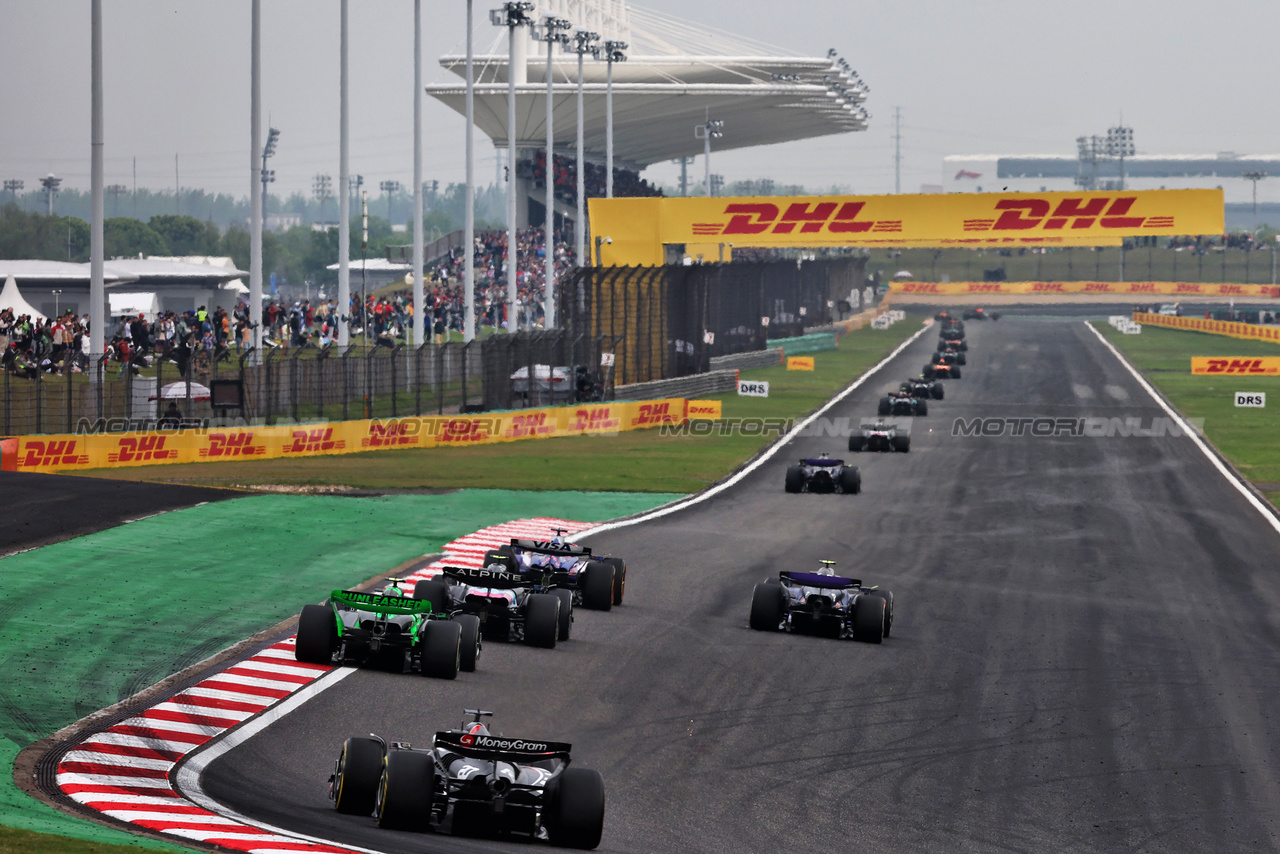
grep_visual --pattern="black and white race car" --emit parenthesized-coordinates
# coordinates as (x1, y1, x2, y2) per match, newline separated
(784, 453, 861, 494)
(878, 390, 928, 417)
(482, 530, 624, 610)
(330, 709, 606, 850)
(963, 307, 1000, 320)
(901, 376, 944, 400)
(413, 566, 573, 649)
(293, 578, 476, 679)
(749, 560, 893, 643)
(848, 419, 910, 453)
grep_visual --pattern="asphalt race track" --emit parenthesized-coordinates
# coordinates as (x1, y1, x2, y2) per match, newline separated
(200, 318, 1280, 853)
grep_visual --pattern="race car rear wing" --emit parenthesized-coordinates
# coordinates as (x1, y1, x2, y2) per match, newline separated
(441, 566, 532, 589)
(434, 731, 572, 762)
(329, 589, 437, 616)
(509, 538, 591, 557)
(780, 571, 860, 590)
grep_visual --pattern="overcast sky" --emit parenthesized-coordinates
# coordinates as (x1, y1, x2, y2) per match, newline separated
(2, 0, 1277, 204)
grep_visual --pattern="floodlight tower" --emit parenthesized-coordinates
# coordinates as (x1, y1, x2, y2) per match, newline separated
(491, 1, 536, 330)
(595, 39, 627, 198)
(41, 174, 62, 215)
(105, 183, 128, 215)
(695, 117, 724, 197)
(536, 15, 571, 328)
(1242, 171, 1268, 230)
(379, 179, 401, 224)
(3, 179, 23, 205)
(1105, 125, 1134, 190)
(261, 126, 280, 199)
(571, 29, 599, 266)
(313, 174, 333, 219)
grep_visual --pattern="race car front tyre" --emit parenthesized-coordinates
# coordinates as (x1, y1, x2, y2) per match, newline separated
(553, 587, 574, 641)
(419, 620, 461, 679)
(524, 594, 560, 648)
(893, 435, 911, 453)
(852, 595, 886, 644)
(375, 749, 435, 831)
(601, 557, 627, 605)
(295, 604, 336, 664)
(847, 436, 866, 453)
(545, 767, 606, 850)
(749, 582, 785, 631)
(877, 396, 891, 416)
(581, 561, 615, 611)
(333, 736, 384, 815)
(840, 466, 862, 494)
(915, 399, 928, 417)
(784, 465, 806, 492)
(452, 614, 482, 672)
(413, 579, 450, 614)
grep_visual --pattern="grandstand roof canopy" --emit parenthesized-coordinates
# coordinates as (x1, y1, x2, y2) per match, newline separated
(426, 1, 868, 169)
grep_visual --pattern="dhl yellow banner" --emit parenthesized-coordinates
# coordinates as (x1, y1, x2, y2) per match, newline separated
(10, 399, 689, 473)
(787, 356, 815, 371)
(590, 190, 1222, 266)
(893, 281, 1280, 297)
(1136, 313, 1280, 345)
(686, 400, 722, 420)
(1190, 356, 1280, 375)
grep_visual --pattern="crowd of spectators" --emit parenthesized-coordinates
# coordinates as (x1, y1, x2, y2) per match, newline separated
(530, 151, 663, 206)
(0, 308, 90, 378)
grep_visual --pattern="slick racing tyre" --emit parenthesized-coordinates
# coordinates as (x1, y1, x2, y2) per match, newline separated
(784, 465, 805, 492)
(749, 581, 785, 631)
(602, 556, 627, 606)
(840, 466, 861, 494)
(553, 587, 574, 641)
(877, 396, 891, 416)
(295, 604, 337, 664)
(419, 620, 461, 679)
(413, 579, 450, 614)
(333, 736, 384, 815)
(847, 436, 866, 453)
(581, 561, 615, 611)
(524, 593, 560, 648)
(852, 594, 886, 644)
(893, 435, 911, 453)
(951, 366, 962, 379)
(452, 614, 482, 672)
(375, 749, 435, 831)
(915, 399, 928, 416)
(545, 767, 606, 850)
(932, 384, 944, 400)
(865, 589, 894, 637)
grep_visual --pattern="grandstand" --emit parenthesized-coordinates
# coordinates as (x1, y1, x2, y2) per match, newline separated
(425, 0, 868, 229)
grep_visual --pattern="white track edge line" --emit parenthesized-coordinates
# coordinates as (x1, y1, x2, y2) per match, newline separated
(174, 665, 388, 854)
(1083, 320, 1280, 537)
(575, 321, 932, 539)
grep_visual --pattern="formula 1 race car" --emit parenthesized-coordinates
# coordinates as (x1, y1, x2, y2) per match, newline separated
(938, 326, 968, 349)
(878, 390, 928, 416)
(923, 357, 961, 380)
(784, 453, 861, 494)
(901, 376, 944, 400)
(848, 419, 910, 453)
(748, 560, 893, 643)
(963, 307, 1000, 320)
(482, 530, 624, 609)
(294, 578, 476, 679)
(414, 565, 574, 649)
(330, 709, 606, 850)
(935, 341, 967, 365)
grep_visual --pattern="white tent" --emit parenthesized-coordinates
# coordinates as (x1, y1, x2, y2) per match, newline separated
(108, 292, 160, 321)
(0, 275, 46, 321)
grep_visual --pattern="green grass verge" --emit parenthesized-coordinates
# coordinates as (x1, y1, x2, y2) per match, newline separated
(0, 489, 675, 848)
(1093, 322, 1280, 505)
(0, 826, 169, 854)
(70, 321, 924, 493)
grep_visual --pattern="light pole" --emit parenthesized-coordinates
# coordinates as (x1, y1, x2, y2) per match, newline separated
(595, 40, 627, 198)
(52, 289, 63, 317)
(537, 15, 571, 330)
(41, 174, 62, 216)
(379, 180, 401, 224)
(464, 0, 476, 341)
(572, 29, 599, 268)
(338, 0, 350, 347)
(261, 126, 279, 210)
(3, 179, 23, 205)
(695, 117, 723, 197)
(594, 235, 611, 266)
(1105, 124, 1134, 190)
(105, 183, 127, 216)
(90, 0, 103, 358)
(491, 1, 535, 331)
(1242, 171, 1268, 231)
(312, 174, 333, 220)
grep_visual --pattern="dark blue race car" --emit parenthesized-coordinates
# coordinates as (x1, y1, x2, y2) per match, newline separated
(482, 529, 625, 610)
(784, 454, 861, 494)
(749, 560, 893, 643)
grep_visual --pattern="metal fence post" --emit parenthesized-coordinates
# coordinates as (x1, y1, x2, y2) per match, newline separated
(3, 362, 9, 434)
(65, 355, 74, 433)
(263, 349, 276, 425)
(460, 340, 471, 411)
(390, 344, 403, 417)
(436, 342, 446, 415)
(238, 348, 256, 423)
(316, 345, 330, 422)
(415, 342, 430, 416)
(341, 346, 351, 422)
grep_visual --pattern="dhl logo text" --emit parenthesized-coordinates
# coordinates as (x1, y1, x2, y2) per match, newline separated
(693, 202, 902, 238)
(437, 418, 500, 443)
(362, 420, 422, 448)
(200, 432, 265, 458)
(1193, 358, 1280, 375)
(963, 197, 1175, 232)
(506, 412, 555, 439)
(108, 435, 177, 463)
(20, 439, 88, 468)
(633, 402, 680, 427)
(571, 407, 620, 432)
(285, 427, 345, 453)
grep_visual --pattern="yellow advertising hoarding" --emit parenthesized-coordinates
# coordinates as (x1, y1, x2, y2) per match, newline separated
(892, 282, 1280, 297)
(590, 189, 1223, 266)
(10, 399, 689, 474)
(1137, 312, 1280, 344)
(686, 400, 723, 420)
(1190, 357, 1280, 375)
(786, 356, 815, 371)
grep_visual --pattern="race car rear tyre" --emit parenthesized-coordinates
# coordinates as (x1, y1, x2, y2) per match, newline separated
(419, 620, 461, 679)
(581, 561, 615, 611)
(915, 399, 928, 417)
(600, 557, 626, 605)
(852, 595, 886, 644)
(784, 465, 806, 492)
(333, 736, 384, 815)
(376, 749, 435, 831)
(952, 366, 962, 379)
(545, 767, 606, 850)
(932, 384, 944, 400)
(893, 435, 911, 453)
(749, 582, 785, 631)
(840, 466, 861, 494)
(866, 589, 894, 637)
(847, 436, 865, 453)
(956, 354, 966, 365)
(553, 588, 574, 641)
(295, 604, 336, 664)
(413, 580, 450, 614)
(452, 614, 482, 672)
(524, 594, 560, 648)
(877, 396, 891, 416)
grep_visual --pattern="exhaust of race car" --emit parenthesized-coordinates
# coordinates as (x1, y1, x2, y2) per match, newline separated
(489, 776, 511, 795)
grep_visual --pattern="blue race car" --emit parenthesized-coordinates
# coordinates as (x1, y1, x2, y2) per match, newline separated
(482, 529, 624, 610)
(784, 454, 861, 494)
(749, 560, 893, 643)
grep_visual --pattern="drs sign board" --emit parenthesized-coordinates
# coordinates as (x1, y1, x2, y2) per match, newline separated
(1235, 392, 1266, 407)
(738, 380, 770, 398)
